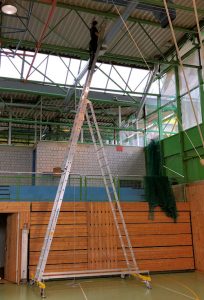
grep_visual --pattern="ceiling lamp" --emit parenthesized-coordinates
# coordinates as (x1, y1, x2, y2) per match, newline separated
(1, 1, 17, 15)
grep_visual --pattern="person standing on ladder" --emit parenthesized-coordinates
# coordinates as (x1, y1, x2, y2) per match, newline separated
(88, 19, 99, 70)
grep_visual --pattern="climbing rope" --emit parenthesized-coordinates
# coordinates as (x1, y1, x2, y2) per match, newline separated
(112, 0, 204, 168)
(192, 0, 204, 78)
(163, 0, 204, 150)
(112, 0, 151, 71)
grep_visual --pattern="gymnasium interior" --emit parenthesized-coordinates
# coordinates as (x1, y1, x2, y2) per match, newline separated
(0, 0, 204, 299)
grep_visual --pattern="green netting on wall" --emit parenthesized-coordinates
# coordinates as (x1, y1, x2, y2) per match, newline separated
(145, 140, 178, 221)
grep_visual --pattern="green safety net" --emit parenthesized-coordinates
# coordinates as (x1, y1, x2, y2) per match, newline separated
(144, 140, 178, 221)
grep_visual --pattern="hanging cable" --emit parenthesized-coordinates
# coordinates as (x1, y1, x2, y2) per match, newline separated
(192, 0, 204, 78)
(163, 165, 184, 178)
(163, 0, 204, 150)
(162, 109, 203, 177)
(175, 115, 201, 160)
(112, 0, 151, 71)
(112, 1, 204, 165)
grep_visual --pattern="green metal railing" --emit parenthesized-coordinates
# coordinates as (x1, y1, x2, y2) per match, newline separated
(0, 172, 187, 202)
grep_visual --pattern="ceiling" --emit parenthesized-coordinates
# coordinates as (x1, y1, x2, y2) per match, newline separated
(0, 0, 203, 143)
(1, 0, 204, 66)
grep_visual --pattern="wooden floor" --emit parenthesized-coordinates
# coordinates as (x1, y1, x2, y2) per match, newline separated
(0, 272, 203, 300)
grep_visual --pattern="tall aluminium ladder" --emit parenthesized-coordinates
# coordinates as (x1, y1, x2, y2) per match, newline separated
(34, 50, 102, 287)
(85, 101, 138, 272)
(34, 24, 107, 285)
(85, 102, 151, 288)
(33, 25, 151, 294)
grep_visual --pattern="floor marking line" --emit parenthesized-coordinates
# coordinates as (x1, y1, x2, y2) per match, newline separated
(79, 283, 88, 300)
(167, 276, 200, 300)
(156, 284, 196, 300)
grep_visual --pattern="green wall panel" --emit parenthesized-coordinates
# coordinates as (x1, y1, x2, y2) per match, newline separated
(162, 135, 181, 157)
(183, 124, 204, 151)
(164, 155, 184, 181)
(161, 121, 204, 182)
(185, 157, 204, 182)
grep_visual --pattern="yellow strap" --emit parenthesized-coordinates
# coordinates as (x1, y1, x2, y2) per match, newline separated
(37, 281, 46, 289)
(132, 273, 151, 282)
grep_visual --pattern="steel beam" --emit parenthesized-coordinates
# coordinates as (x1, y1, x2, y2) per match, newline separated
(97, 65, 139, 103)
(0, 117, 142, 132)
(35, 1, 197, 34)
(8, 111, 12, 145)
(104, 1, 140, 46)
(1, 37, 201, 69)
(64, 1, 140, 104)
(136, 64, 159, 119)
(138, 23, 166, 61)
(25, 0, 57, 80)
(141, 0, 204, 14)
(8, 48, 67, 94)
(0, 78, 142, 106)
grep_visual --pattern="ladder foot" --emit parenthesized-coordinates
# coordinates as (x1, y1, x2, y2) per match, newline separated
(131, 272, 152, 289)
(144, 281, 152, 289)
(36, 281, 46, 298)
(29, 279, 35, 286)
(40, 288, 46, 298)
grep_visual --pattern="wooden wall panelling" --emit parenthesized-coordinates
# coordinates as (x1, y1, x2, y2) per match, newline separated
(29, 201, 194, 277)
(120, 202, 190, 211)
(29, 201, 88, 277)
(186, 182, 204, 271)
(117, 258, 194, 272)
(30, 237, 88, 251)
(120, 202, 194, 272)
(31, 202, 87, 212)
(87, 203, 117, 270)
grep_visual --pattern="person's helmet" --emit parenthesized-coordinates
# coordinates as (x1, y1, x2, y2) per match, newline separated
(92, 20, 98, 26)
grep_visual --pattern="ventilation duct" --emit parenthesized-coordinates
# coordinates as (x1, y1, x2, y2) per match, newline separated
(136, 1, 176, 28)
(94, 0, 176, 28)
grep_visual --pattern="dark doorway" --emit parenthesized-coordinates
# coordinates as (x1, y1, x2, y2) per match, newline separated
(0, 214, 7, 279)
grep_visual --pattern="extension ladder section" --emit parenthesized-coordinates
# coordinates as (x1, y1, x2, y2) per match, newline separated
(34, 24, 107, 284)
(34, 46, 103, 285)
(85, 101, 139, 272)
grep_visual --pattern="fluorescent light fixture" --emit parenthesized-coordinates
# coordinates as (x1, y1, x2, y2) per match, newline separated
(1, 1, 17, 15)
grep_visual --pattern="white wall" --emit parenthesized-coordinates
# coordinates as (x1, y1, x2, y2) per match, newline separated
(0, 142, 146, 177)
(0, 145, 33, 172)
(35, 141, 145, 176)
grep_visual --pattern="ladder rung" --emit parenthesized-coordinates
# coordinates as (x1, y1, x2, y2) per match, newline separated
(98, 156, 105, 160)
(100, 164, 109, 169)
(96, 146, 104, 152)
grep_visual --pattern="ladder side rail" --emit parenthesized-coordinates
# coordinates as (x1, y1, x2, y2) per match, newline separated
(35, 98, 89, 281)
(61, 26, 106, 169)
(35, 86, 92, 281)
(35, 172, 70, 280)
(34, 29, 107, 282)
(88, 101, 139, 271)
(85, 109, 132, 270)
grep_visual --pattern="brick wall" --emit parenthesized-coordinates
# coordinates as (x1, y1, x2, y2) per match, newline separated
(0, 145, 33, 172)
(36, 141, 145, 176)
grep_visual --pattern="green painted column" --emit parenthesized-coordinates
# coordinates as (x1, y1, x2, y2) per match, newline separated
(157, 90, 163, 140)
(175, 66, 187, 182)
(198, 67, 204, 123)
